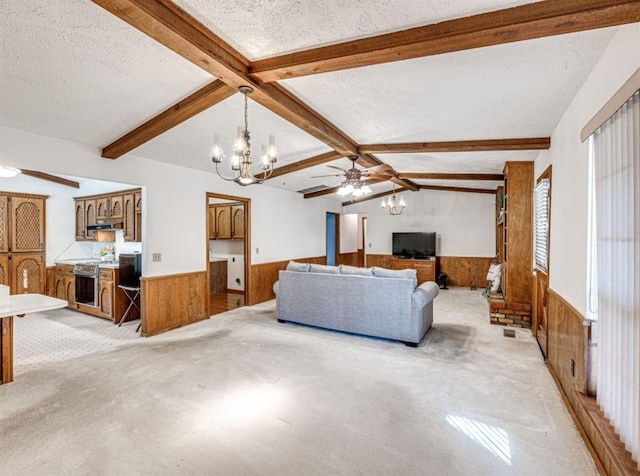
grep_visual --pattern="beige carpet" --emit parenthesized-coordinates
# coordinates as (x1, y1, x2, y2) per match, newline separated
(0, 288, 596, 475)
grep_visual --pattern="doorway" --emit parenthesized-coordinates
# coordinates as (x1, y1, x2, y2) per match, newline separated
(206, 192, 251, 316)
(326, 212, 340, 266)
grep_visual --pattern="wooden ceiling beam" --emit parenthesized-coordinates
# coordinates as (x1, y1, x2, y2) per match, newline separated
(342, 188, 409, 207)
(257, 151, 343, 180)
(359, 153, 419, 191)
(20, 170, 80, 188)
(358, 138, 550, 154)
(251, 0, 640, 82)
(92, 0, 359, 157)
(420, 185, 496, 195)
(102, 80, 235, 159)
(399, 173, 504, 181)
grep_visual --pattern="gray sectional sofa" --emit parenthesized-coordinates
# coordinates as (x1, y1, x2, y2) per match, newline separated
(273, 262, 439, 346)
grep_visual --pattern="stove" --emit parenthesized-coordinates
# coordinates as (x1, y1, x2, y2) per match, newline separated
(74, 262, 101, 306)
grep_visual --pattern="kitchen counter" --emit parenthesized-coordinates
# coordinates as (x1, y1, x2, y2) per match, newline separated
(55, 259, 119, 268)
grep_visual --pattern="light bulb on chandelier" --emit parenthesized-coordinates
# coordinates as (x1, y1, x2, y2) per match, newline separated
(210, 86, 278, 186)
(381, 185, 406, 215)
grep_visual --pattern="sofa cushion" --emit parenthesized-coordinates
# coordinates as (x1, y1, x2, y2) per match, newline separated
(340, 265, 373, 276)
(309, 264, 340, 274)
(372, 267, 418, 288)
(286, 260, 310, 272)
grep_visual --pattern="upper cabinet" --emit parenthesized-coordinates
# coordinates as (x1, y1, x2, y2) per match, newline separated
(209, 202, 245, 240)
(74, 188, 142, 242)
(10, 196, 45, 253)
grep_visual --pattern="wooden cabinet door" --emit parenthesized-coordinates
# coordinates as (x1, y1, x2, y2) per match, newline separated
(134, 192, 142, 242)
(215, 206, 232, 239)
(99, 280, 113, 319)
(96, 197, 109, 220)
(85, 199, 97, 241)
(0, 254, 9, 287)
(110, 195, 123, 219)
(10, 197, 44, 252)
(11, 253, 45, 294)
(55, 268, 65, 300)
(231, 205, 244, 239)
(123, 194, 136, 242)
(0, 195, 8, 253)
(75, 200, 85, 241)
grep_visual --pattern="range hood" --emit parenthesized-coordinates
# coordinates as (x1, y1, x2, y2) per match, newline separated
(86, 219, 123, 231)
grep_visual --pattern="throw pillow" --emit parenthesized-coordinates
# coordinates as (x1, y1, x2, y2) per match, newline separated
(286, 261, 310, 272)
(309, 264, 340, 274)
(372, 267, 418, 288)
(340, 265, 373, 276)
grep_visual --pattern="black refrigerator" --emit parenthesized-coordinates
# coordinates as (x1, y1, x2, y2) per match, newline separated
(119, 253, 142, 288)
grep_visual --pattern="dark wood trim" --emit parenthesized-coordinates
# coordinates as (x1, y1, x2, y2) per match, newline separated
(0, 191, 49, 200)
(20, 170, 80, 188)
(399, 173, 504, 181)
(359, 138, 550, 154)
(102, 80, 235, 159)
(419, 185, 496, 194)
(250, 0, 640, 81)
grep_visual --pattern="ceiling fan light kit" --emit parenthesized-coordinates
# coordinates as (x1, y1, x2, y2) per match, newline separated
(0, 166, 22, 178)
(210, 86, 278, 186)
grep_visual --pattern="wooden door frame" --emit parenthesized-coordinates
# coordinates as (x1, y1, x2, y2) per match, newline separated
(326, 212, 340, 265)
(206, 192, 251, 316)
(533, 165, 552, 357)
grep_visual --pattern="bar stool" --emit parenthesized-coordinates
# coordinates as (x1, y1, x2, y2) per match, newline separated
(118, 285, 140, 331)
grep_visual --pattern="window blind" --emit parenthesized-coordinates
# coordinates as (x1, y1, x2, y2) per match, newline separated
(533, 178, 550, 273)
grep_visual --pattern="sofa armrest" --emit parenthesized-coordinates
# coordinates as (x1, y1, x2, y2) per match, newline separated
(273, 280, 279, 296)
(412, 281, 439, 308)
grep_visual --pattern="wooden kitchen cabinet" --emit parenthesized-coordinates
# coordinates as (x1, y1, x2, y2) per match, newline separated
(231, 204, 244, 239)
(0, 193, 47, 294)
(390, 257, 437, 284)
(209, 259, 227, 293)
(98, 268, 114, 318)
(74, 188, 142, 242)
(55, 264, 75, 308)
(214, 206, 232, 239)
(123, 193, 136, 242)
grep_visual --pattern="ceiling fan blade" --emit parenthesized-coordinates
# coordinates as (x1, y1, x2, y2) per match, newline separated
(326, 165, 348, 172)
(311, 173, 342, 178)
(366, 174, 393, 181)
(363, 164, 395, 174)
(362, 169, 395, 176)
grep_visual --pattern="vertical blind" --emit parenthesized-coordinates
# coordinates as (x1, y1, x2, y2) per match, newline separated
(533, 178, 550, 273)
(592, 90, 639, 467)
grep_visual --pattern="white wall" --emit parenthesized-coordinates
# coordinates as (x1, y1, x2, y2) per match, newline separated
(1, 126, 341, 276)
(537, 23, 640, 315)
(209, 239, 244, 291)
(345, 189, 496, 257)
(340, 213, 359, 254)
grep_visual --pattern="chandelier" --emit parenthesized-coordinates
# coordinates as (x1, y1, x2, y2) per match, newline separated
(381, 185, 406, 215)
(210, 86, 277, 185)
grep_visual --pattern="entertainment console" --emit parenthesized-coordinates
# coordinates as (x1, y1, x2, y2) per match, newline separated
(390, 257, 437, 284)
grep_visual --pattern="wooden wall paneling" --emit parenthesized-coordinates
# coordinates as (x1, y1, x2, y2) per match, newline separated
(438, 256, 495, 288)
(365, 254, 391, 269)
(338, 252, 358, 267)
(45, 266, 56, 297)
(248, 256, 325, 305)
(140, 271, 208, 336)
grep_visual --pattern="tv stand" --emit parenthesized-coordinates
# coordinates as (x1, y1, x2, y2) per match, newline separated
(390, 257, 437, 284)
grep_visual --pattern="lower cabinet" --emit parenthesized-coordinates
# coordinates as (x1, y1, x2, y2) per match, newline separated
(390, 257, 437, 284)
(54, 264, 75, 307)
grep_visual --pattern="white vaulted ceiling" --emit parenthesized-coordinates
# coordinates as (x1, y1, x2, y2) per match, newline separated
(0, 0, 623, 199)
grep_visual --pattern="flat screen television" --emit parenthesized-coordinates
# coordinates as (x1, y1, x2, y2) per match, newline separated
(392, 232, 436, 259)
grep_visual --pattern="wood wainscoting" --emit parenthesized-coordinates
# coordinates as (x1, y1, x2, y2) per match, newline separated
(140, 271, 208, 337)
(366, 254, 493, 288)
(438, 256, 494, 288)
(45, 266, 56, 297)
(338, 252, 358, 267)
(547, 288, 638, 475)
(248, 256, 325, 305)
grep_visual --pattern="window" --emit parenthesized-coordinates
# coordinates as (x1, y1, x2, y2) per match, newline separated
(533, 171, 551, 273)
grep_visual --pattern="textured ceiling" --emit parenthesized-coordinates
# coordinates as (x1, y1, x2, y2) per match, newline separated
(0, 0, 619, 199)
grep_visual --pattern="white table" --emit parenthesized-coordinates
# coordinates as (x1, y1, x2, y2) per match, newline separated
(0, 294, 68, 385)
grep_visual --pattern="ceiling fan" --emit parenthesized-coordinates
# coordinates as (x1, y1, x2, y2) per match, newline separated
(312, 156, 396, 196)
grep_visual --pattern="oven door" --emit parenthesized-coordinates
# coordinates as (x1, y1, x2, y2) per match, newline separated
(75, 274, 99, 307)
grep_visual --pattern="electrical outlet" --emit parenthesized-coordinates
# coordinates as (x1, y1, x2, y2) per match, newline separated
(256, 247, 259, 254)
(368, 243, 372, 248)
(152, 253, 161, 262)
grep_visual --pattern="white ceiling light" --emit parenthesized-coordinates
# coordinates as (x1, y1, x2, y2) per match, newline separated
(381, 185, 406, 215)
(0, 166, 21, 178)
(210, 86, 278, 186)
